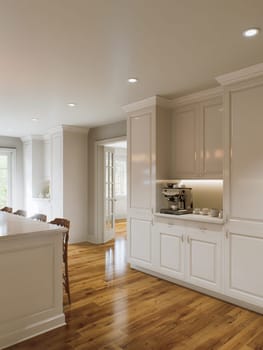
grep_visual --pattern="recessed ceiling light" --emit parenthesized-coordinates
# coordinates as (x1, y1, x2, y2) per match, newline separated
(242, 28, 260, 38)
(68, 103, 76, 107)
(32, 117, 39, 122)
(128, 78, 138, 83)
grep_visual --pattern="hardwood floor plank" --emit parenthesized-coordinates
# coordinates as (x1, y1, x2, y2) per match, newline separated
(7, 223, 263, 350)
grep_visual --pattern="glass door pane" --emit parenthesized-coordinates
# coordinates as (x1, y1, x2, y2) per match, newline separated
(104, 147, 115, 239)
(0, 154, 9, 207)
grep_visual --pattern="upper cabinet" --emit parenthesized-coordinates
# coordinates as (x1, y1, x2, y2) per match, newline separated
(125, 97, 173, 217)
(128, 112, 153, 212)
(172, 93, 223, 179)
(172, 105, 199, 178)
(200, 98, 223, 178)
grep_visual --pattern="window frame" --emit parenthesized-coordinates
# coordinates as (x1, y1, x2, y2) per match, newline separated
(114, 154, 127, 198)
(0, 147, 16, 207)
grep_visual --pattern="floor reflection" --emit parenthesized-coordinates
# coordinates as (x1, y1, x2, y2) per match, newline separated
(105, 221, 127, 281)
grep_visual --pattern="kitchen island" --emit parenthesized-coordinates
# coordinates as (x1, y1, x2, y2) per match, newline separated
(0, 212, 66, 350)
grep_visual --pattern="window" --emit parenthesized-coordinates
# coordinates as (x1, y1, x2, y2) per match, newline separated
(115, 157, 127, 196)
(0, 149, 15, 207)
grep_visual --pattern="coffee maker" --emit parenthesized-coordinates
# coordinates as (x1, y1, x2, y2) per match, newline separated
(160, 184, 193, 215)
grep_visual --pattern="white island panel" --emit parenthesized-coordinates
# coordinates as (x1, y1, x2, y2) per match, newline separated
(0, 213, 65, 350)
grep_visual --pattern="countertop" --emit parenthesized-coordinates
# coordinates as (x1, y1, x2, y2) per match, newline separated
(154, 212, 224, 224)
(0, 212, 65, 239)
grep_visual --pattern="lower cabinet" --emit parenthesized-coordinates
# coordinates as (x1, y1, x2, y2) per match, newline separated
(186, 226, 222, 292)
(153, 221, 223, 292)
(225, 229, 263, 307)
(129, 218, 152, 268)
(129, 215, 263, 313)
(153, 223, 185, 280)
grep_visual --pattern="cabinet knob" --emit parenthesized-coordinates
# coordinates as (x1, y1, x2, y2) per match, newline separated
(187, 235, 190, 244)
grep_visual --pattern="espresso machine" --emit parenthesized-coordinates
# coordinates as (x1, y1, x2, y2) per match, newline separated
(160, 184, 193, 215)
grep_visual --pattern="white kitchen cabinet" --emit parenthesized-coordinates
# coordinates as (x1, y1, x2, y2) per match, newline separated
(124, 97, 172, 268)
(224, 229, 263, 307)
(127, 108, 154, 267)
(185, 224, 222, 292)
(128, 112, 153, 213)
(153, 222, 185, 280)
(153, 219, 223, 291)
(172, 95, 223, 179)
(227, 81, 263, 221)
(130, 218, 152, 267)
(200, 99, 223, 178)
(216, 63, 263, 312)
(172, 106, 199, 178)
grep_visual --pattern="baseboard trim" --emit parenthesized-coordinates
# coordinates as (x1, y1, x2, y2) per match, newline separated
(131, 264, 263, 315)
(0, 314, 66, 350)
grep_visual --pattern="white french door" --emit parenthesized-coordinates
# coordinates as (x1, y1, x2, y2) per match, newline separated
(0, 149, 15, 208)
(104, 147, 115, 241)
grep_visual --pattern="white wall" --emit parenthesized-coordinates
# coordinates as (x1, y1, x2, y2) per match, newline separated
(63, 129, 88, 243)
(0, 136, 24, 209)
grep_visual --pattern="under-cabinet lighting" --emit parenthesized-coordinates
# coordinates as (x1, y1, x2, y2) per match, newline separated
(32, 117, 39, 122)
(68, 103, 76, 107)
(179, 180, 223, 186)
(156, 179, 223, 184)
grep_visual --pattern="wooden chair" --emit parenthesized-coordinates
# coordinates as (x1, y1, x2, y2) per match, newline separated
(49, 218, 71, 304)
(13, 209, 27, 217)
(30, 213, 47, 222)
(0, 206, 13, 213)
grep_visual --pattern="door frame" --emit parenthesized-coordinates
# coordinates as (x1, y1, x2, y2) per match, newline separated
(94, 136, 127, 243)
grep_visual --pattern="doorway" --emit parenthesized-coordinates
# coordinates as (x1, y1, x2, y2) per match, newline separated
(95, 137, 127, 243)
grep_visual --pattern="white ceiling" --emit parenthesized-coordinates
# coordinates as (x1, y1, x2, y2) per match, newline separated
(1, 0, 263, 137)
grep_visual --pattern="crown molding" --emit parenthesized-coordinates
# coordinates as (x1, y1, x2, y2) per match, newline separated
(216, 62, 263, 86)
(21, 125, 90, 141)
(48, 125, 90, 135)
(172, 86, 223, 108)
(122, 96, 172, 113)
(61, 125, 90, 134)
(20, 135, 44, 142)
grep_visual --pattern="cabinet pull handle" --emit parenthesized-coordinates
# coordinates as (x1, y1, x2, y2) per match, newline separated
(181, 235, 184, 243)
(194, 151, 197, 161)
(187, 236, 190, 244)
(225, 231, 229, 239)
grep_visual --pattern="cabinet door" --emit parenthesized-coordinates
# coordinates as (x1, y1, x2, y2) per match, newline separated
(200, 99, 223, 178)
(186, 228, 222, 292)
(172, 106, 199, 178)
(225, 229, 263, 307)
(128, 112, 154, 216)
(154, 223, 185, 280)
(129, 218, 152, 267)
(229, 83, 263, 221)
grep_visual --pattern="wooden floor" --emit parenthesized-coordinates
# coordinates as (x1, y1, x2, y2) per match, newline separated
(8, 222, 263, 350)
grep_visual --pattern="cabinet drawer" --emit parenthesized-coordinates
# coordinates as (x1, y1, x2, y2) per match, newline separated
(155, 222, 185, 236)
